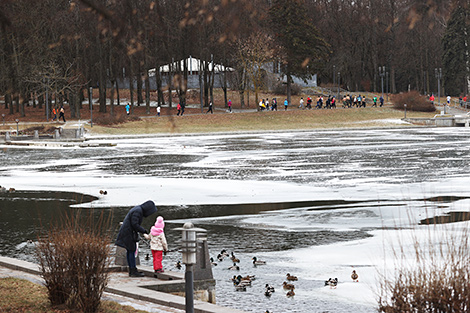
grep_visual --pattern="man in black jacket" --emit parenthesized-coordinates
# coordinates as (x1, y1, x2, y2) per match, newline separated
(116, 200, 157, 277)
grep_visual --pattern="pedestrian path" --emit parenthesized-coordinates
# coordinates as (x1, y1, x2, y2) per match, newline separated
(0, 256, 246, 313)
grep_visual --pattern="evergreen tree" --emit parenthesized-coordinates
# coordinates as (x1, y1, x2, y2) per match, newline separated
(269, 0, 330, 104)
(442, 5, 469, 96)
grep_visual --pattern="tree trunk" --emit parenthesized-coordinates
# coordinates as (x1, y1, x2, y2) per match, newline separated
(145, 70, 150, 114)
(116, 80, 120, 106)
(110, 80, 115, 116)
(137, 64, 143, 106)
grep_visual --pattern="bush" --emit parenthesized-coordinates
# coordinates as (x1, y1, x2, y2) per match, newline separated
(273, 82, 302, 96)
(391, 91, 436, 112)
(94, 113, 141, 126)
(35, 212, 113, 313)
(378, 225, 470, 312)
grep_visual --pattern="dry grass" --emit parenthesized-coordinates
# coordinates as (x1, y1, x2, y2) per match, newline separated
(0, 277, 149, 313)
(378, 224, 470, 312)
(87, 107, 435, 135)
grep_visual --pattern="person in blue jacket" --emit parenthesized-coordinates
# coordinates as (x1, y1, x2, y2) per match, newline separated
(284, 99, 288, 111)
(116, 200, 157, 277)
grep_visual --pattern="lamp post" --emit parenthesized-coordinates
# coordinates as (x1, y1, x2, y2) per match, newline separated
(174, 223, 207, 313)
(404, 103, 407, 119)
(379, 66, 385, 101)
(435, 68, 442, 112)
(333, 65, 336, 87)
(337, 72, 341, 101)
(386, 71, 389, 101)
(89, 87, 93, 128)
(15, 119, 19, 135)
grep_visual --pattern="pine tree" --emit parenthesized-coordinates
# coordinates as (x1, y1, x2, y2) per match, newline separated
(269, 0, 330, 104)
(442, 5, 469, 96)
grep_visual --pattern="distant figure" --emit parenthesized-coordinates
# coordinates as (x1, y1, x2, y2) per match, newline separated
(207, 102, 213, 114)
(372, 96, 377, 107)
(447, 95, 451, 106)
(115, 201, 157, 277)
(58, 106, 66, 122)
(51, 108, 57, 121)
(228, 99, 232, 112)
(379, 95, 384, 107)
(125, 103, 130, 115)
(284, 99, 288, 110)
(429, 94, 435, 105)
(156, 105, 161, 116)
(299, 97, 304, 109)
(180, 103, 185, 116)
(176, 103, 181, 116)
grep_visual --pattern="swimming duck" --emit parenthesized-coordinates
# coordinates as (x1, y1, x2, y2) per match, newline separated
(8, 187, 15, 193)
(231, 252, 240, 263)
(210, 257, 217, 266)
(264, 289, 272, 297)
(221, 249, 230, 257)
(286, 273, 298, 281)
(217, 254, 224, 262)
(175, 261, 182, 270)
(99, 190, 107, 195)
(252, 257, 266, 265)
(325, 277, 338, 288)
(228, 263, 240, 270)
(234, 278, 251, 287)
(241, 275, 256, 281)
(282, 281, 295, 290)
(351, 270, 359, 282)
(286, 290, 295, 297)
(265, 283, 275, 293)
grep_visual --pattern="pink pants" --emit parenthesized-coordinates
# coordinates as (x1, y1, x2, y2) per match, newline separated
(152, 250, 163, 270)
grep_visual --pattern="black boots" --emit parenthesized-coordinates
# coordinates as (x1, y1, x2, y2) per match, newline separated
(129, 267, 145, 277)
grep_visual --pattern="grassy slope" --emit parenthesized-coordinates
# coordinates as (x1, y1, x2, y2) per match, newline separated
(88, 107, 434, 135)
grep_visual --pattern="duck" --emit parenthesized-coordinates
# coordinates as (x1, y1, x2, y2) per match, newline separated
(221, 249, 230, 257)
(8, 187, 15, 193)
(228, 263, 240, 270)
(217, 253, 224, 262)
(230, 252, 240, 263)
(286, 290, 295, 297)
(209, 257, 217, 266)
(282, 281, 295, 290)
(325, 277, 338, 288)
(252, 256, 266, 265)
(265, 283, 275, 293)
(234, 278, 251, 287)
(175, 261, 182, 270)
(286, 273, 298, 281)
(0, 186, 6, 193)
(99, 190, 107, 195)
(264, 289, 273, 297)
(241, 275, 256, 281)
(351, 270, 359, 282)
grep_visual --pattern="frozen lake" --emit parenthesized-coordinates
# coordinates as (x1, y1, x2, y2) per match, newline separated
(2, 127, 470, 313)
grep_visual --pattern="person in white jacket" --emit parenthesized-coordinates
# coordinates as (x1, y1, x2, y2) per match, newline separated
(144, 216, 168, 275)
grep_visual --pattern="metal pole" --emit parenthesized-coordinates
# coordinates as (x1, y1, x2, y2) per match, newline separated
(89, 87, 93, 127)
(337, 72, 340, 101)
(45, 78, 49, 121)
(185, 264, 194, 313)
(386, 71, 389, 101)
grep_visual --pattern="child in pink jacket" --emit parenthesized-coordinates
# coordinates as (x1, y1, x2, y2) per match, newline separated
(145, 216, 168, 275)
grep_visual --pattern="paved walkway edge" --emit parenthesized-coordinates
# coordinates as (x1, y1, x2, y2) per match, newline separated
(0, 256, 246, 313)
